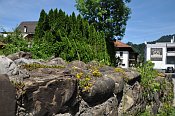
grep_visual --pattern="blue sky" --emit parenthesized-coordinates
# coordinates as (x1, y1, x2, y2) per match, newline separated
(0, 0, 175, 44)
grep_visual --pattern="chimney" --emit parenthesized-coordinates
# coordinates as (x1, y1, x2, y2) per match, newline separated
(144, 41, 147, 45)
(171, 36, 174, 43)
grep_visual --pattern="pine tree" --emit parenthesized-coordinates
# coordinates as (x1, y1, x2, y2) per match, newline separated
(33, 8, 110, 64)
(35, 9, 50, 42)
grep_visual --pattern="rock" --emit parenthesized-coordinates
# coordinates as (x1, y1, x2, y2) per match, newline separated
(55, 113, 72, 116)
(0, 74, 16, 116)
(7, 51, 32, 61)
(86, 60, 101, 69)
(105, 73, 124, 94)
(118, 82, 143, 115)
(99, 65, 115, 73)
(90, 96, 118, 116)
(152, 92, 160, 115)
(18, 69, 30, 79)
(81, 77, 115, 105)
(11, 59, 172, 116)
(14, 58, 45, 66)
(0, 56, 18, 76)
(23, 77, 77, 116)
(46, 57, 67, 67)
(125, 70, 140, 84)
(76, 97, 118, 116)
(67, 60, 86, 69)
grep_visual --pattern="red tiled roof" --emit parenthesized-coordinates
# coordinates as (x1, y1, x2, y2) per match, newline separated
(114, 40, 131, 48)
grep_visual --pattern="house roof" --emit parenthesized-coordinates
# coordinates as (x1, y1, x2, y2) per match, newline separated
(114, 40, 138, 54)
(17, 21, 38, 34)
(114, 40, 131, 48)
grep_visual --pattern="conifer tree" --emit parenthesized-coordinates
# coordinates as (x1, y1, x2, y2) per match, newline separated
(34, 9, 110, 64)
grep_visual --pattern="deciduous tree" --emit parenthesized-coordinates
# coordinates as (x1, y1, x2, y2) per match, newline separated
(75, 0, 131, 65)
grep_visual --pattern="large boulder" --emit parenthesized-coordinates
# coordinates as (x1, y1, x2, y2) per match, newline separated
(81, 77, 115, 105)
(0, 74, 16, 116)
(7, 51, 32, 61)
(0, 56, 18, 76)
(22, 76, 77, 116)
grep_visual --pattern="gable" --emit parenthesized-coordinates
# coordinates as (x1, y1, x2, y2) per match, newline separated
(17, 21, 38, 34)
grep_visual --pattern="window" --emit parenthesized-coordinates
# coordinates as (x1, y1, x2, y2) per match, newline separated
(167, 56, 175, 64)
(167, 47, 175, 52)
(24, 26, 27, 33)
(120, 52, 123, 57)
(150, 48, 163, 61)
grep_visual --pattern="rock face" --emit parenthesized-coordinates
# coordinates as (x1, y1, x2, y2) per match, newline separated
(0, 74, 16, 116)
(0, 56, 18, 76)
(76, 97, 118, 116)
(118, 82, 144, 116)
(0, 54, 173, 116)
(17, 75, 77, 116)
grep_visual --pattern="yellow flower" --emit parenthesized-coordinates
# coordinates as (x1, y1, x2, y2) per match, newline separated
(76, 72, 83, 79)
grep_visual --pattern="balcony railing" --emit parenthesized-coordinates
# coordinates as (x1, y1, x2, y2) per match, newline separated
(167, 52, 175, 56)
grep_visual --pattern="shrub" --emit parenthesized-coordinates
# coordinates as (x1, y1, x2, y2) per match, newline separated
(137, 60, 159, 92)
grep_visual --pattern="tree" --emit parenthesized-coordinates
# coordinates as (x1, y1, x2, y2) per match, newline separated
(75, 0, 131, 65)
(34, 9, 50, 42)
(33, 9, 110, 63)
(75, 0, 131, 38)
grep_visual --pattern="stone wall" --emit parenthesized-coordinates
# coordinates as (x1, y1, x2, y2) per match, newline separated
(0, 54, 173, 116)
(0, 74, 16, 116)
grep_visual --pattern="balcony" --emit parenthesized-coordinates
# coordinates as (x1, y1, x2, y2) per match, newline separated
(167, 51, 175, 56)
(167, 47, 175, 56)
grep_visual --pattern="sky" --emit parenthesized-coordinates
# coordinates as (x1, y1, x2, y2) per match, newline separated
(0, 0, 175, 44)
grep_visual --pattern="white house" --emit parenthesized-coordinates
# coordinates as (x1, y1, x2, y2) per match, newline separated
(114, 40, 138, 68)
(145, 37, 175, 69)
(0, 32, 11, 37)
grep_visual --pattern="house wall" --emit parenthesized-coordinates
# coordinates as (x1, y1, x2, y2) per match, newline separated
(146, 43, 175, 69)
(0, 33, 8, 37)
(116, 51, 129, 68)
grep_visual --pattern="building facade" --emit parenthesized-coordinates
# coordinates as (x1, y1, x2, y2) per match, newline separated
(17, 21, 38, 40)
(0, 21, 37, 40)
(146, 38, 175, 69)
(114, 40, 138, 68)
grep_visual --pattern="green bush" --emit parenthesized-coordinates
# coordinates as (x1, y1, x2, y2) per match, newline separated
(137, 60, 174, 116)
(1, 29, 29, 55)
(137, 60, 160, 93)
